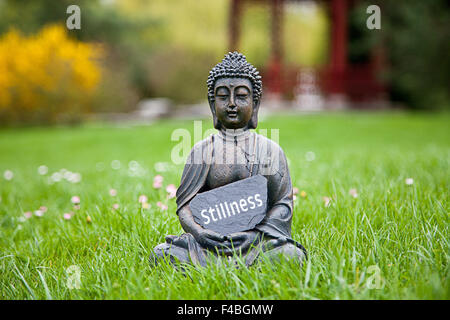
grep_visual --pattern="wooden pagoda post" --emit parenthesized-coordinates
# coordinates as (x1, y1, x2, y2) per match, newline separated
(229, 0, 242, 51)
(267, 0, 284, 95)
(328, 0, 348, 94)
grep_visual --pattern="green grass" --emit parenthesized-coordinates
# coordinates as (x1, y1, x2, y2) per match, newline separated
(0, 112, 449, 299)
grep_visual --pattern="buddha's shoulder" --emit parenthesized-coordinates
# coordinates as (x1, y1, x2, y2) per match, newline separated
(189, 135, 214, 153)
(254, 132, 286, 153)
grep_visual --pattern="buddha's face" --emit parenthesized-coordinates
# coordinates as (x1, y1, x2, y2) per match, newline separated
(214, 78, 254, 130)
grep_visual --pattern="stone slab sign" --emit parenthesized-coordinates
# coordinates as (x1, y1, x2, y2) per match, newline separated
(190, 175, 268, 236)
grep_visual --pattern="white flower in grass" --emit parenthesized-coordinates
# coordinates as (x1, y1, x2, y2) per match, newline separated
(323, 196, 332, 208)
(63, 171, 73, 180)
(138, 195, 148, 204)
(405, 178, 414, 185)
(39, 206, 47, 213)
(4, 170, 13, 180)
(349, 188, 358, 198)
(63, 213, 72, 220)
(111, 160, 121, 170)
(69, 173, 81, 183)
(109, 189, 117, 197)
(34, 210, 44, 217)
(38, 165, 48, 175)
(65, 173, 73, 183)
(71, 196, 81, 204)
(51, 172, 62, 182)
(112, 203, 119, 210)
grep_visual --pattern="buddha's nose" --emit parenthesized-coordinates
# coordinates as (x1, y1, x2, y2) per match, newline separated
(228, 94, 236, 109)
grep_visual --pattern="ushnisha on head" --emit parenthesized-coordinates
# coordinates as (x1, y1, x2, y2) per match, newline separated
(207, 52, 263, 130)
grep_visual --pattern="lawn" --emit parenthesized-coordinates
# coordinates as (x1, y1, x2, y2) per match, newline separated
(0, 112, 448, 299)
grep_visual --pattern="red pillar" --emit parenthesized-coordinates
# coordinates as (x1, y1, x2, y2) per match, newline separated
(328, 0, 348, 94)
(267, 0, 284, 95)
(229, 0, 242, 51)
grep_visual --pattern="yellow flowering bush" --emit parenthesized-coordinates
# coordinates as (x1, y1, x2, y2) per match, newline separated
(0, 24, 102, 124)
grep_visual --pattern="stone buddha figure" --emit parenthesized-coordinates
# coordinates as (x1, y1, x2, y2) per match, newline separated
(151, 52, 306, 267)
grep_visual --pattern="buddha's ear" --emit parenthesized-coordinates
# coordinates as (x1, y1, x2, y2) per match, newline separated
(248, 99, 260, 129)
(208, 97, 221, 129)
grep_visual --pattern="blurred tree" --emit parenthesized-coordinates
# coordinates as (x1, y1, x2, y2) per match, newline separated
(350, 0, 450, 110)
(0, 0, 156, 99)
(0, 25, 102, 124)
(384, 0, 450, 110)
(0, 0, 333, 113)
(348, 2, 380, 64)
(146, 47, 217, 104)
(117, 0, 229, 60)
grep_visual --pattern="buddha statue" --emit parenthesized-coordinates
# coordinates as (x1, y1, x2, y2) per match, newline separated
(151, 52, 306, 267)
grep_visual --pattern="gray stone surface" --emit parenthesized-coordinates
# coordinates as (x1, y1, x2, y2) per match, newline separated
(190, 175, 267, 236)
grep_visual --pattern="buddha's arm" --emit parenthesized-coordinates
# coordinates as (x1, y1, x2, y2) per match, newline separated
(257, 204, 291, 241)
(178, 204, 203, 234)
(254, 144, 293, 239)
(226, 206, 288, 254)
(178, 204, 227, 249)
(226, 230, 262, 253)
(265, 204, 291, 223)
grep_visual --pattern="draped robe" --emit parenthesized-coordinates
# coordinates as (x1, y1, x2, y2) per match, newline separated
(152, 130, 307, 267)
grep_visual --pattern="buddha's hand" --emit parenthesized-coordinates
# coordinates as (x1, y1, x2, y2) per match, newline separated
(223, 230, 261, 254)
(193, 227, 227, 250)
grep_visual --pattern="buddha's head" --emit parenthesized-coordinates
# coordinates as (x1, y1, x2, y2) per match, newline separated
(207, 52, 262, 130)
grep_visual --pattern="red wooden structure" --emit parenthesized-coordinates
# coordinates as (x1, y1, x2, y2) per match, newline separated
(229, 0, 386, 106)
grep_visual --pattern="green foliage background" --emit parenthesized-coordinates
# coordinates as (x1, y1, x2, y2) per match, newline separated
(0, 0, 329, 106)
(0, 0, 449, 110)
(349, 0, 450, 110)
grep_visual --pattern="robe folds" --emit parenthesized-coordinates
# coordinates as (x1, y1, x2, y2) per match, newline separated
(152, 131, 307, 267)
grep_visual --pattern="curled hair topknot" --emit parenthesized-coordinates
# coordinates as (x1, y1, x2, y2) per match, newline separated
(207, 52, 262, 103)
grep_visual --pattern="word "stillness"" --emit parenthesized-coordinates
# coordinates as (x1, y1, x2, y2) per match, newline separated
(200, 193, 263, 225)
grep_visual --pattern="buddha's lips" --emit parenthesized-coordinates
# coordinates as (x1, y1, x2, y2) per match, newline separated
(227, 110, 238, 117)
